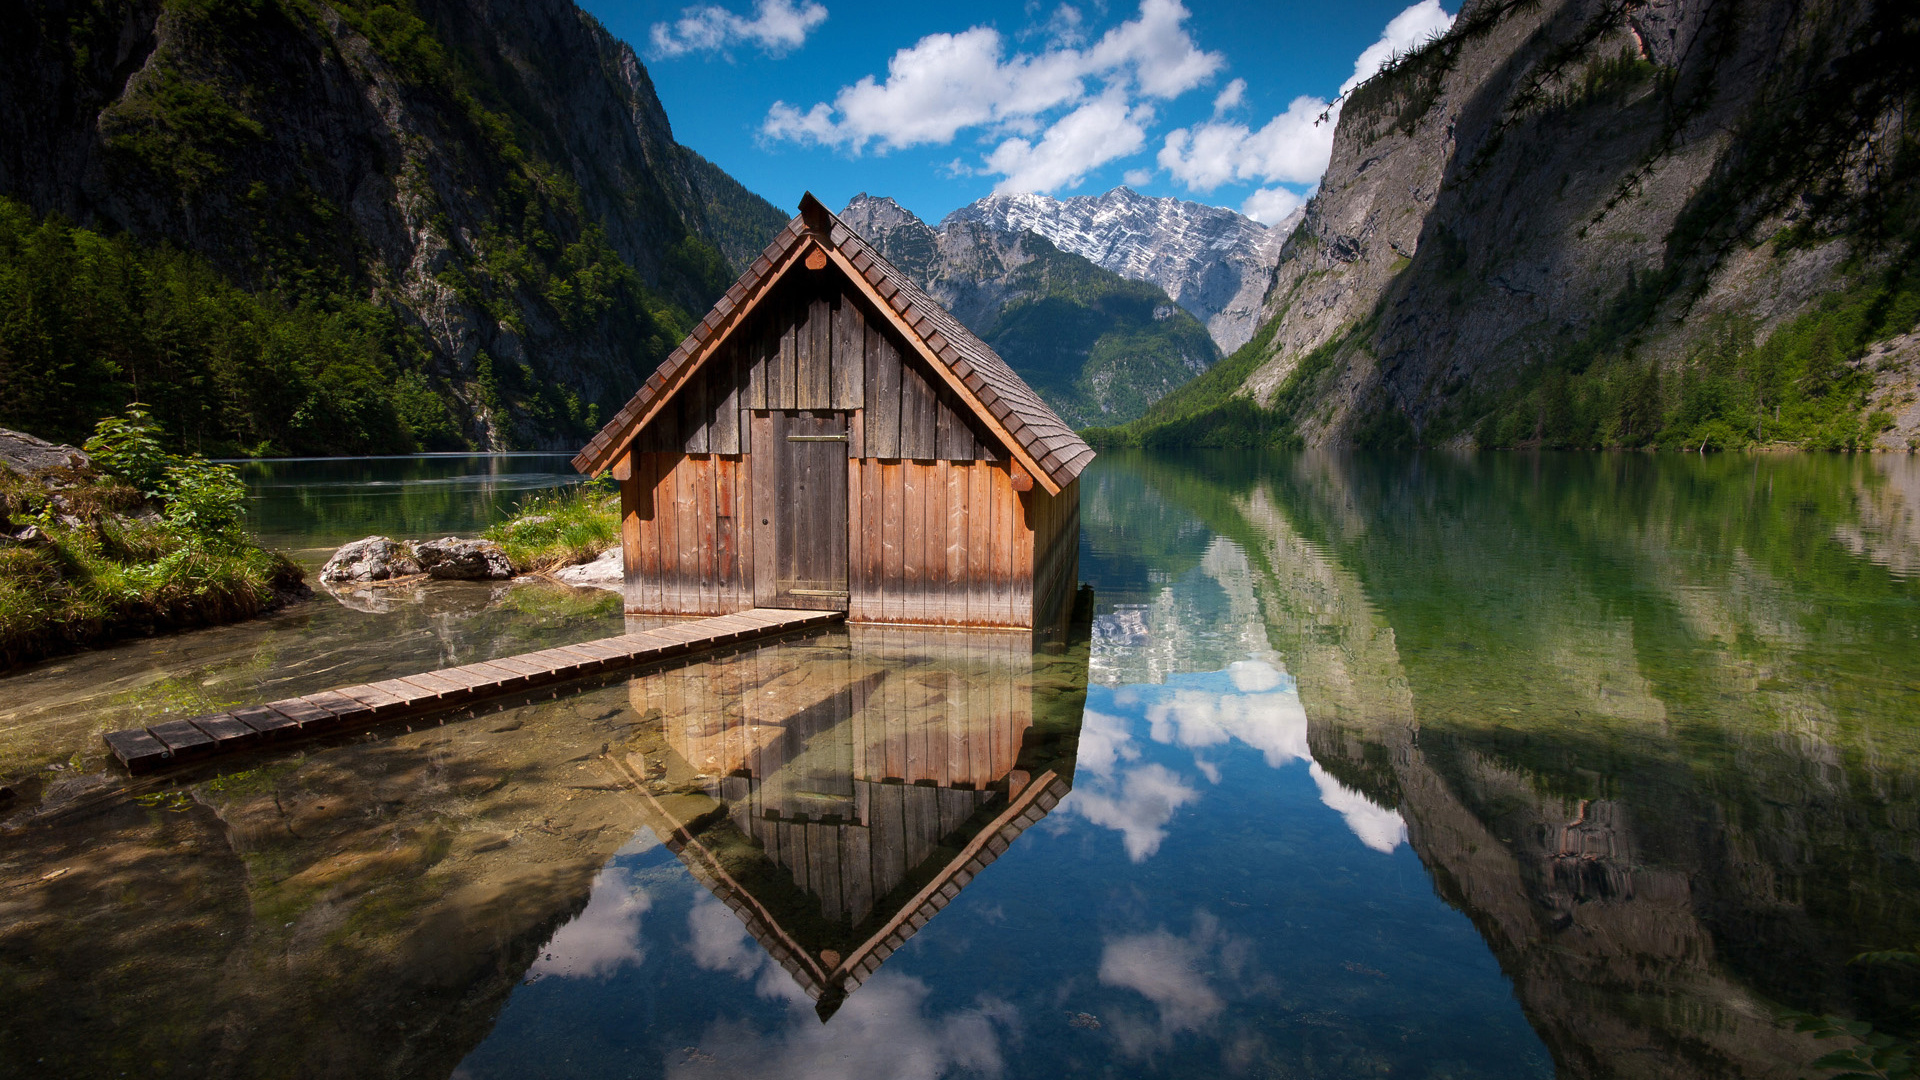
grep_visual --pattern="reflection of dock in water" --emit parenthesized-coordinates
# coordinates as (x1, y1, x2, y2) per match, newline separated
(617, 619, 1087, 1019)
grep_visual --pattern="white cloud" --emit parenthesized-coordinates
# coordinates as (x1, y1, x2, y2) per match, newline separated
(1078, 708, 1142, 777)
(1143, 660, 1311, 768)
(1158, 93, 1333, 192)
(1097, 910, 1248, 1054)
(764, 26, 1085, 151)
(1340, 0, 1455, 96)
(1157, 1, 1454, 198)
(763, 0, 1220, 194)
(1042, 3, 1087, 47)
(526, 866, 652, 981)
(1085, 0, 1226, 98)
(1099, 929, 1223, 1032)
(669, 972, 1012, 1080)
(1102, 660, 1408, 855)
(1226, 657, 1282, 692)
(1065, 761, 1199, 860)
(1123, 167, 1153, 186)
(651, 0, 828, 58)
(987, 91, 1153, 194)
(1241, 186, 1305, 224)
(1211, 77, 1246, 116)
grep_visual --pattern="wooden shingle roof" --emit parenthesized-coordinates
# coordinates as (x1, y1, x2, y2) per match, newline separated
(572, 193, 1094, 493)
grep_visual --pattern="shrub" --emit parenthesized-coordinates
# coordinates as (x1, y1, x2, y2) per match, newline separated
(159, 456, 249, 538)
(82, 406, 171, 495)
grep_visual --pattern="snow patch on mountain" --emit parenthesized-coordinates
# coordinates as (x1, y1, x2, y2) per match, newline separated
(942, 188, 1293, 352)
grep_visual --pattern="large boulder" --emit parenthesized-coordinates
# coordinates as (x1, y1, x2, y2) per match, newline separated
(0, 428, 89, 474)
(320, 537, 422, 583)
(410, 537, 514, 580)
(550, 545, 622, 592)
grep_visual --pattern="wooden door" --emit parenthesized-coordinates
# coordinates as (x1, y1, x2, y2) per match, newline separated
(755, 411, 849, 610)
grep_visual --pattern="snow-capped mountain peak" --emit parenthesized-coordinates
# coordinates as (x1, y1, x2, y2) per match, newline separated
(942, 188, 1292, 352)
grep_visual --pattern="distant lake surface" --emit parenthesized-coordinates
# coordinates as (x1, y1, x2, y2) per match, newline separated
(229, 451, 587, 561)
(2, 449, 1917, 1079)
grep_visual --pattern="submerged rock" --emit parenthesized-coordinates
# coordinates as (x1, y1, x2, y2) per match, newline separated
(410, 537, 514, 581)
(550, 546, 622, 592)
(320, 537, 422, 583)
(0, 428, 89, 475)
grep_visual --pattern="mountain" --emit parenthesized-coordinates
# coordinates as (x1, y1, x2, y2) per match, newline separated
(840, 194, 1220, 428)
(1105, 0, 1920, 451)
(0, 0, 787, 455)
(944, 188, 1290, 353)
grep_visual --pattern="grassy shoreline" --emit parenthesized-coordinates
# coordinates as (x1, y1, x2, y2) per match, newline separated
(483, 479, 619, 574)
(0, 462, 305, 671)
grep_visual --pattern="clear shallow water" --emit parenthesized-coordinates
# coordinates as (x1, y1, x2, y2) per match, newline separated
(2, 450, 1919, 1079)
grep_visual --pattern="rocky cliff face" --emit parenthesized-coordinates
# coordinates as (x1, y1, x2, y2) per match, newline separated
(946, 188, 1289, 353)
(0, 0, 785, 451)
(1140, 0, 1918, 450)
(840, 194, 1220, 427)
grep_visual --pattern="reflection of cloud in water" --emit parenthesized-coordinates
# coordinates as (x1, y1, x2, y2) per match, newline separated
(1067, 763, 1201, 861)
(1309, 763, 1408, 853)
(1098, 911, 1248, 1054)
(687, 895, 765, 980)
(526, 865, 651, 981)
(1077, 709, 1141, 776)
(668, 971, 1012, 1080)
(1076, 658, 1408, 856)
(1144, 663, 1309, 767)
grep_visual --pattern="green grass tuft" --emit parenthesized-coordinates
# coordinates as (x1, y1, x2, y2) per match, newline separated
(484, 479, 619, 574)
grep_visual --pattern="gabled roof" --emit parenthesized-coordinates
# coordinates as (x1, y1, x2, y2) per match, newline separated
(572, 193, 1094, 494)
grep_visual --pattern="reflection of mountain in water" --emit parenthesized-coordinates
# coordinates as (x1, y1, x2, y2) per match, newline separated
(621, 624, 1088, 1019)
(1093, 450, 1920, 1079)
(1082, 532, 1408, 857)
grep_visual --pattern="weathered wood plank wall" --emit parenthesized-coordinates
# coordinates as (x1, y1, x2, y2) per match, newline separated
(617, 271, 1078, 628)
(1028, 477, 1081, 633)
(621, 448, 756, 615)
(633, 275, 994, 463)
(846, 459, 1041, 627)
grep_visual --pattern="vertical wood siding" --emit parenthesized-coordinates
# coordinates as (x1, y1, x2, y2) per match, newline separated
(847, 459, 1041, 627)
(631, 275, 993, 463)
(622, 449, 755, 615)
(617, 270, 1079, 628)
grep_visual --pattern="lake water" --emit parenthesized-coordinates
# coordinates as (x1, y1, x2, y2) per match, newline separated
(2, 450, 1918, 1079)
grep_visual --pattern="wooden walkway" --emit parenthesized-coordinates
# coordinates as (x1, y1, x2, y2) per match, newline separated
(103, 608, 844, 774)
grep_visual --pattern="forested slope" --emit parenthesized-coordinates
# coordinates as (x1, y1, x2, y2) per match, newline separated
(0, 0, 786, 455)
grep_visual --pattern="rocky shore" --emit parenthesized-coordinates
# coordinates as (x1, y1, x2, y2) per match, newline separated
(319, 533, 622, 594)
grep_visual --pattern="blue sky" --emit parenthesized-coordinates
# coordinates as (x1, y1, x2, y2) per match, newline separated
(576, 0, 1455, 226)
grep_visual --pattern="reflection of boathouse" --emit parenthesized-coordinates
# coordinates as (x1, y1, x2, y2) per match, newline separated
(618, 622, 1087, 1018)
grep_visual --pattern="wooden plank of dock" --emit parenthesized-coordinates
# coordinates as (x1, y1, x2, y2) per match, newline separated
(102, 608, 843, 774)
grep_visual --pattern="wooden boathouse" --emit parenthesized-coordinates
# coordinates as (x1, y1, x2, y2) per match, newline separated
(572, 194, 1092, 630)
